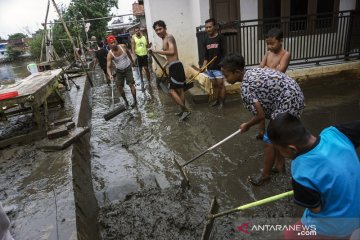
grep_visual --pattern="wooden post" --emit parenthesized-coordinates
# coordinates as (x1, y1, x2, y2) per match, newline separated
(40, 0, 50, 62)
(51, 0, 93, 87)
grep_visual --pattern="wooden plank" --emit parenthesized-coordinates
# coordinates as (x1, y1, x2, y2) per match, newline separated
(0, 130, 44, 149)
(47, 125, 69, 139)
(0, 69, 63, 108)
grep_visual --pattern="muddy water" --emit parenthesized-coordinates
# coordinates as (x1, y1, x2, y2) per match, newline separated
(91, 68, 360, 239)
(0, 61, 33, 81)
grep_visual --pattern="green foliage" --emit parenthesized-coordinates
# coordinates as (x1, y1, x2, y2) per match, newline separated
(27, 0, 118, 58)
(6, 46, 22, 60)
(8, 33, 28, 40)
(65, 0, 118, 41)
(52, 23, 73, 57)
(28, 30, 45, 59)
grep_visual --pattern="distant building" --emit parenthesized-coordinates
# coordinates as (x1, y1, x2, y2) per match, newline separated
(7, 38, 31, 54)
(107, 1, 147, 48)
(107, 0, 146, 34)
(0, 42, 8, 59)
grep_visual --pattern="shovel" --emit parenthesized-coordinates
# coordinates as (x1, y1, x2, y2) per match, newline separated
(201, 190, 294, 240)
(149, 51, 169, 93)
(174, 129, 241, 187)
(103, 81, 126, 121)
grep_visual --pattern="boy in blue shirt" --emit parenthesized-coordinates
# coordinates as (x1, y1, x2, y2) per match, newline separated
(267, 113, 360, 239)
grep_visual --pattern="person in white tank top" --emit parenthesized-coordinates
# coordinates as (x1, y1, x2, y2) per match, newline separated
(106, 35, 137, 108)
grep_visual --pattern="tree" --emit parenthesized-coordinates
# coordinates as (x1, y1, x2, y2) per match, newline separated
(64, 0, 118, 42)
(28, 30, 45, 59)
(6, 46, 22, 60)
(30, 0, 118, 58)
(8, 33, 28, 40)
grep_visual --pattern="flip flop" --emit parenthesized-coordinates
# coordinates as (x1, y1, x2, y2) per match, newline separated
(247, 174, 270, 186)
(179, 111, 191, 121)
(174, 111, 183, 116)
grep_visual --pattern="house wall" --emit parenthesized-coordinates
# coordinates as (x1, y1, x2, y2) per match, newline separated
(340, 0, 356, 10)
(143, 0, 357, 70)
(144, 0, 209, 72)
(240, 0, 258, 21)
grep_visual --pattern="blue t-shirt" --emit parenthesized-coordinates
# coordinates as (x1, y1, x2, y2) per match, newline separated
(292, 124, 360, 237)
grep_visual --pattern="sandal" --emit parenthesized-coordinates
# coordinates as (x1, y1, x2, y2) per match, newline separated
(247, 174, 270, 186)
(174, 111, 183, 116)
(255, 133, 264, 140)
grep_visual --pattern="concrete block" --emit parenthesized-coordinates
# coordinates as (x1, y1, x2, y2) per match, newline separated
(47, 125, 69, 139)
(186, 85, 209, 104)
(52, 117, 73, 126)
(65, 121, 75, 130)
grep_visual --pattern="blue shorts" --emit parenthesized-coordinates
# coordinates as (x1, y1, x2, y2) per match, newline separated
(206, 70, 223, 79)
(263, 131, 272, 144)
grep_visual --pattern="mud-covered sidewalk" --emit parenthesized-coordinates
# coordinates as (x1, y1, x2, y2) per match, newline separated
(0, 65, 359, 240)
(0, 75, 92, 239)
(91, 68, 360, 239)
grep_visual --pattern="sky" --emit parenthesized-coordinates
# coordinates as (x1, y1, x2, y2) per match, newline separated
(0, 0, 134, 39)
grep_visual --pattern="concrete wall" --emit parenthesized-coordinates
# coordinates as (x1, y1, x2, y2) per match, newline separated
(240, 0, 258, 21)
(340, 0, 356, 11)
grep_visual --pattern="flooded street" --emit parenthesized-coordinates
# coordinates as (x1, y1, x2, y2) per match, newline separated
(91, 68, 360, 239)
(0, 62, 359, 239)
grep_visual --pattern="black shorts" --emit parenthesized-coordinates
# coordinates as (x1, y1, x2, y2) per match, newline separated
(168, 61, 186, 89)
(136, 55, 148, 69)
(101, 66, 107, 76)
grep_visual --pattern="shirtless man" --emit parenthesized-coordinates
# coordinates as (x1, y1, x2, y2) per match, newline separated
(106, 35, 137, 108)
(257, 28, 291, 140)
(260, 28, 290, 73)
(151, 20, 190, 120)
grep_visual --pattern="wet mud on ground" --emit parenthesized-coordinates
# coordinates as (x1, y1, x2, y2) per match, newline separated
(0, 66, 359, 239)
(0, 82, 82, 239)
(92, 68, 360, 239)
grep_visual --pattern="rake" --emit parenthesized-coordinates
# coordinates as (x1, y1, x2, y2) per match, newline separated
(174, 129, 241, 187)
(201, 190, 295, 240)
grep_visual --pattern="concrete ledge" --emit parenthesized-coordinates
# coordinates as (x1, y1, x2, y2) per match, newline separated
(153, 59, 360, 104)
(184, 60, 360, 102)
(286, 60, 360, 83)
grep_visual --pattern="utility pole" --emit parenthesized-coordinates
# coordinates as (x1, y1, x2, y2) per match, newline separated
(51, 0, 93, 87)
(82, 17, 89, 47)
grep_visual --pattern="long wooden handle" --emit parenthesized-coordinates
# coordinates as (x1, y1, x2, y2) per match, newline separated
(190, 56, 218, 81)
(150, 51, 168, 76)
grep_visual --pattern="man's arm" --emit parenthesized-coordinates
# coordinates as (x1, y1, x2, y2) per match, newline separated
(93, 57, 98, 69)
(240, 101, 265, 133)
(259, 52, 268, 68)
(106, 52, 113, 80)
(144, 34, 152, 48)
(155, 35, 176, 56)
(276, 51, 291, 73)
(335, 121, 360, 148)
(122, 44, 135, 66)
(202, 38, 209, 68)
(220, 34, 226, 57)
(131, 36, 136, 55)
